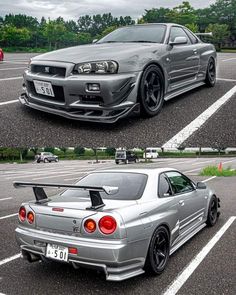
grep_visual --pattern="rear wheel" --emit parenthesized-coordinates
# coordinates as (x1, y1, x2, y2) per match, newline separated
(139, 65, 165, 117)
(206, 196, 218, 226)
(205, 58, 216, 87)
(144, 226, 170, 275)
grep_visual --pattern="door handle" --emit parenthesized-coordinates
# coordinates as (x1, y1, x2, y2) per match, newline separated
(193, 49, 198, 54)
(179, 200, 185, 206)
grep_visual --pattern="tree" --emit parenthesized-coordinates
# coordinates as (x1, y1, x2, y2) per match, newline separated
(77, 32, 93, 44)
(105, 147, 116, 156)
(42, 20, 67, 49)
(185, 23, 199, 33)
(206, 23, 230, 50)
(2, 25, 31, 47)
(140, 8, 171, 23)
(74, 147, 85, 156)
(44, 147, 55, 153)
(167, 1, 197, 25)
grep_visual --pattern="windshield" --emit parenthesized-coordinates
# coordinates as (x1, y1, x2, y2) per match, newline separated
(61, 172, 148, 200)
(115, 151, 126, 159)
(98, 25, 166, 44)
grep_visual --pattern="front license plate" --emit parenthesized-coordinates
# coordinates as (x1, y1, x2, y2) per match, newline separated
(46, 244, 68, 262)
(33, 80, 55, 97)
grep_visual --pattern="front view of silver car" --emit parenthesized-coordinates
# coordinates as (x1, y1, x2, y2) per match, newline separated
(19, 24, 168, 123)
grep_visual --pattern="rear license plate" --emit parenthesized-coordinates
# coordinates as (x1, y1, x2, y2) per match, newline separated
(46, 244, 68, 262)
(33, 80, 55, 97)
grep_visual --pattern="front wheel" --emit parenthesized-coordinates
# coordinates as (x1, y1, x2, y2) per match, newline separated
(205, 58, 216, 87)
(139, 65, 165, 117)
(206, 196, 218, 226)
(144, 226, 170, 275)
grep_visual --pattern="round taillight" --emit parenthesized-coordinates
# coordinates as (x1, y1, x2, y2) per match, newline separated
(27, 211, 35, 224)
(99, 216, 117, 235)
(84, 219, 96, 233)
(19, 206, 26, 222)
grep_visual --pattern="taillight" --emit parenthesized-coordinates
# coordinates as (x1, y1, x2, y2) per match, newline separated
(99, 216, 117, 235)
(69, 247, 78, 255)
(27, 211, 35, 224)
(84, 219, 96, 233)
(19, 206, 26, 222)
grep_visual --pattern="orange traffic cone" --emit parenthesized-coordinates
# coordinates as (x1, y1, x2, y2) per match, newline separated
(218, 162, 222, 172)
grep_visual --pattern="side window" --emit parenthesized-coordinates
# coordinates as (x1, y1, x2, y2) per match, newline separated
(158, 173, 172, 198)
(169, 27, 191, 44)
(165, 171, 194, 194)
(184, 29, 199, 44)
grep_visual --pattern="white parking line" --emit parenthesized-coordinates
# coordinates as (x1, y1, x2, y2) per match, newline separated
(0, 77, 22, 82)
(184, 168, 202, 173)
(0, 67, 26, 71)
(2, 61, 28, 65)
(0, 100, 18, 106)
(217, 78, 236, 82)
(163, 216, 236, 295)
(222, 58, 236, 62)
(0, 253, 21, 267)
(0, 213, 18, 220)
(202, 176, 217, 183)
(0, 197, 12, 202)
(162, 85, 236, 149)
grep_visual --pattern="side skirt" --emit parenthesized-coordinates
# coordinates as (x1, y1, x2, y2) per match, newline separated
(164, 81, 206, 102)
(170, 223, 206, 256)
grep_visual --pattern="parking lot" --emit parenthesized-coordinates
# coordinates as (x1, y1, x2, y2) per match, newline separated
(0, 53, 236, 148)
(0, 158, 235, 295)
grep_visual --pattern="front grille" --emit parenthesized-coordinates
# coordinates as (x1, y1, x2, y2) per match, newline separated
(79, 95, 103, 104)
(31, 65, 66, 77)
(27, 81, 65, 103)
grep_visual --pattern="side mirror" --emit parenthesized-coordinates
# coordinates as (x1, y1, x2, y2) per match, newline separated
(92, 39, 98, 44)
(169, 36, 188, 46)
(196, 182, 207, 189)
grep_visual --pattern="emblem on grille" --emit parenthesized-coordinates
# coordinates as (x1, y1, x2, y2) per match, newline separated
(45, 66, 50, 73)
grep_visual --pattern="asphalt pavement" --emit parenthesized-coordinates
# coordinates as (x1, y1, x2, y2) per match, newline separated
(0, 53, 236, 148)
(0, 158, 235, 295)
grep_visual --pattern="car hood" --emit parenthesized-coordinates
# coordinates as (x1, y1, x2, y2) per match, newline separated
(32, 42, 165, 65)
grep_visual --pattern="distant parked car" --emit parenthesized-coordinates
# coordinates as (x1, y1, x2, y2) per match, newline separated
(144, 148, 159, 159)
(0, 48, 4, 61)
(35, 152, 59, 163)
(115, 150, 138, 164)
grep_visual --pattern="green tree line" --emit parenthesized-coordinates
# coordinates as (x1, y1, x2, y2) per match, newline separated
(0, 0, 235, 51)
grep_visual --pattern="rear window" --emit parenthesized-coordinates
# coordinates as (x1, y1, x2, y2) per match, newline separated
(61, 172, 148, 200)
(115, 151, 126, 158)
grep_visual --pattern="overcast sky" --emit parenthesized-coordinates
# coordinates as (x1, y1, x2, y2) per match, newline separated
(0, 0, 216, 21)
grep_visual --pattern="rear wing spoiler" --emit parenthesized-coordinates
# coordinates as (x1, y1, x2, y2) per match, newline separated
(195, 32, 213, 37)
(13, 181, 119, 210)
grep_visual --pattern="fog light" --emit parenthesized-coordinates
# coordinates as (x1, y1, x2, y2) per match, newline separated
(87, 83, 100, 92)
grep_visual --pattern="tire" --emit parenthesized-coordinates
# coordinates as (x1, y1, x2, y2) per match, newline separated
(139, 65, 165, 117)
(144, 226, 170, 275)
(205, 58, 216, 87)
(115, 161, 119, 165)
(206, 196, 218, 227)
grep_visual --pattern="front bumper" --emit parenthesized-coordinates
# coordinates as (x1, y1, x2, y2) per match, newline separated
(20, 66, 142, 123)
(16, 227, 147, 281)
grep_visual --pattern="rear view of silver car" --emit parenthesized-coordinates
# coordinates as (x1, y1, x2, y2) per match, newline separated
(15, 169, 220, 281)
(19, 23, 216, 123)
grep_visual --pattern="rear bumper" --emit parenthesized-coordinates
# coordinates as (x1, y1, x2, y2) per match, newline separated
(15, 226, 147, 281)
(20, 68, 142, 123)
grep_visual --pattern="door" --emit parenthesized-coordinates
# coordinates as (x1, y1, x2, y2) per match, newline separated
(165, 171, 205, 237)
(167, 26, 200, 90)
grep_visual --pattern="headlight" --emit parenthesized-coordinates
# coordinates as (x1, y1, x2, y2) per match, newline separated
(74, 60, 118, 74)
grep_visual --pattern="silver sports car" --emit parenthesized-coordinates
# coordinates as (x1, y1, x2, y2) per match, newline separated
(15, 168, 220, 281)
(19, 23, 216, 123)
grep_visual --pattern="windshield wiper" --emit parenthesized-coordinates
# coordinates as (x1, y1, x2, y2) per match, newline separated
(127, 40, 158, 43)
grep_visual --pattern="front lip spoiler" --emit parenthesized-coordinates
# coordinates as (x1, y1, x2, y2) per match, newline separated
(19, 93, 140, 124)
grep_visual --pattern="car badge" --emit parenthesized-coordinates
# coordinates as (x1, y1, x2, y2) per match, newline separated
(45, 66, 50, 73)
